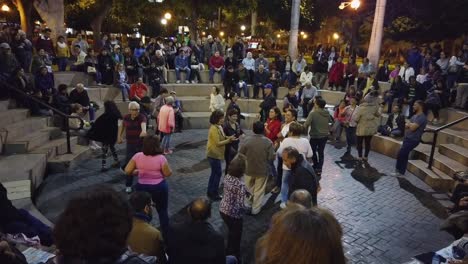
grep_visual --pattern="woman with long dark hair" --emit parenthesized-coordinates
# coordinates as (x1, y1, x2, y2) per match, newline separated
(87, 101, 122, 171)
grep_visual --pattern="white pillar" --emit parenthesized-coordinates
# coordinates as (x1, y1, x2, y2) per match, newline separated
(366, 0, 386, 67)
(288, 0, 301, 60)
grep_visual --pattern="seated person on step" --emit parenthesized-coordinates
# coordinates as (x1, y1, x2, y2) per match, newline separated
(377, 104, 405, 138)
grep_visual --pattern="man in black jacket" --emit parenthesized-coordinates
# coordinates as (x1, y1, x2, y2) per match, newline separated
(167, 197, 236, 264)
(282, 146, 320, 206)
(259, 84, 277, 122)
(378, 104, 405, 137)
(253, 64, 269, 99)
(69, 83, 95, 121)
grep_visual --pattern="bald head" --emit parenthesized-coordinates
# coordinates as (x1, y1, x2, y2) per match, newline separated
(188, 197, 211, 221)
(289, 189, 313, 208)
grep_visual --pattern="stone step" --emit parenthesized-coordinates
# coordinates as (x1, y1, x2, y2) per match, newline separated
(0, 154, 47, 191)
(30, 136, 79, 160)
(11, 198, 53, 227)
(167, 70, 222, 84)
(4, 127, 62, 154)
(428, 108, 468, 131)
(182, 112, 260, 130)
(0, 100, 9, 112)
(439, 144, 468, 167)
(423, 127, 468, 149)
(47, 145, 92, 173)
(54, 71, 93, 88)
(413, 144, 468, 178)
(407, 159, 455, 192)
(0, 109, 29, 125)
(2, 117, 49, 142)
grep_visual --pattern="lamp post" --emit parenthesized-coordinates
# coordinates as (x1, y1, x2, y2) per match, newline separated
(367, 0, 386, 67)
(1, 4, 10, 12)
(338, 0, 360, 58)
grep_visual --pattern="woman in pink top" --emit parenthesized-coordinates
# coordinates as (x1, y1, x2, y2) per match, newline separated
(125, 135, 172, 238)
(158, 96, 176, 155)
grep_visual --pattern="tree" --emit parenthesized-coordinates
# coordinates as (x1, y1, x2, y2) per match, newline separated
(367, 0, 386, 66)
(288, 0, 300, 59)
(33, 0, 65, 41)
(12, 0, 34, 36)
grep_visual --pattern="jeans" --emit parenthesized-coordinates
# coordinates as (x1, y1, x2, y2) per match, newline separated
(220, 212, 243, 261)
(57, 57, 68, 71)
(396, 139, 420, 174)
(175, 67, 191, 81)
(118, 83, 131, 101)
(345, 126, 356, 152)
(280, 170, 291, 203)
(209, 68, 225, 81)
(136, 181, 169, 239)
(236, 83, 249, 98)
(207, 157, 222, 196)
(101, 144, 119, 168)
(161, 132, 172, 150)
(309, 137, 328, 172)
(125, 143, 142, 187)
(356, 135, 372, 158)
(226, 256, 238, 264)
(333, 121, 344, 140)
(190, 68, 202, 82)
(302, 97, 313, 117)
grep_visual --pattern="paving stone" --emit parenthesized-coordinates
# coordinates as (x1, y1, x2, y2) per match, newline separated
(35, 129, 454, 264)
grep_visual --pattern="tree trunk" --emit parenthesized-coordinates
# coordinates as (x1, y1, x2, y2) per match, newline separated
(367, 0, 386, 67)
(251, 10, 257, 36)
(33, 0, 65, 41)
(288, 0, 300, 60)
(90, 1, 113, 51)
(190, 8, 199, 41)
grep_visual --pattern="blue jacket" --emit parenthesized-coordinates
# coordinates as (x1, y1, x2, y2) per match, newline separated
(174, 55, 189, 69)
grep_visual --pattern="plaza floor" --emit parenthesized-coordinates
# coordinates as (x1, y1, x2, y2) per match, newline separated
(35, 129, 453, 264)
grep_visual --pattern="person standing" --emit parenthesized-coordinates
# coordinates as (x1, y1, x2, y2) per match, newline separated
(392, 100, 428, 176)
(87, 101, 122, 172)
(158, 96, 175, 155)
(118, 101, 147, 193)
(223, 109, 244, 175)
(124, 135, 172, 239)
(206, 110, 237, 201)
(276, 122, 313, 208)
(114, 63, 130, 102)
(259, 84, 277, 122)
(219, 154, 248, 262)
(304, 97, 331, 176)
(343, 96, 358, 154)
(56, 36, 70, 72)
(209, 86, 225, 112)
(239, 121, 275, 215)
(352, 92, 381, 162)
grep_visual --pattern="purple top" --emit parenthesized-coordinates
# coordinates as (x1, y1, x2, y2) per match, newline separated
(219, 174, 247, 219)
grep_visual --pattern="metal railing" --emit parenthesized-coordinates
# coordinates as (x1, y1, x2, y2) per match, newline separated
(423, 115, 468, 170)
(1, 82, 84, 154)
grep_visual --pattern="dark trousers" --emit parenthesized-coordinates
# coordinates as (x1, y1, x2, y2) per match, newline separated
(253, 85, 263, 98)
(396, 139, 420, 174)
(175, 112, 184, 131)
(136, 181, 169, 239)
(224, 146, 237, 175)
(302, 97, 313, 118)
(207, 157, 222, 196)
(125, 143, 142, 187)
(309, 137, 328, 172)
(101, 143, 119, 168)
(356, 135, 372, 158)
(5, 209, 53, 246)
(220, 212, 243, 261)
(427, 103, 440, 119)
(276, 156, 283, 188)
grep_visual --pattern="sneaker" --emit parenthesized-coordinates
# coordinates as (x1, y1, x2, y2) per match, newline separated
(176, 80, 181, 84)
(280, 202, 287, 209)
(191, 80, 196, 84)
(125, 187, 132, 194)
(164, 149, 173, 155)
(432, 118, 439, 125)
(185, 80, 190, 84)
(390, 172, 403, 177)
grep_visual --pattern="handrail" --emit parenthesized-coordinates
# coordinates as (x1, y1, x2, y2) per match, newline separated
(423, 115, 468, 170)
(1, 82, 84, 154)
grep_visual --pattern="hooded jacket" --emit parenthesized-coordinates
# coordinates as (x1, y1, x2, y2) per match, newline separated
(304, 107, 332, 139)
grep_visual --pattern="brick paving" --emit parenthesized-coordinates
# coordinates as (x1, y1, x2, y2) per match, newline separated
(35, 129, 453, 264)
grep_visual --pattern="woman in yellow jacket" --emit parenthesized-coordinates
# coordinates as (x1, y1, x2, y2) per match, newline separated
(56, 35, 70, 71)
(206, 110, 237, 200)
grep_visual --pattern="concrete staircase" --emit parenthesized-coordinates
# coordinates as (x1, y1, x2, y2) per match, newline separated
(0, 99, 90, 226)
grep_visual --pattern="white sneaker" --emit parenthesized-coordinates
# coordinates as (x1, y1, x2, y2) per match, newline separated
(191, 80, 196, 84)
(390, 172, 403, 177)
(185, 80, 190, 84)
(280, 202, 287, 209)
(176, 80, 181, 84)
(125, 187, 132, 193)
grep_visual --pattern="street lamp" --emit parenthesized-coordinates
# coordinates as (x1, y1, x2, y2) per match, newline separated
(276, 34, 281, 38)
(240, 25, 246, 31)
(219, 31, 224, 37)
(302, 34, 308, 39)
(339, 0, 360, 10)
(1, 4, 10, 12)
(164, 12, 172, 20)
(161, 18, 167, 25)
(333, 33, 340, 40)
(300, 31, 305, 35)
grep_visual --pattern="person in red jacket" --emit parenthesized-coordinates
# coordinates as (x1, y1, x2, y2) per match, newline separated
(332, 100, 347, 141)
(129, 77, 149, 102)
(209, 51, 225, 83)
(264, 106, 282, 145)
(328, 56, 345, 91)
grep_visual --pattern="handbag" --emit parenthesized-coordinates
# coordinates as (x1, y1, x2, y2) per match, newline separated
(87, 66, 97, 74)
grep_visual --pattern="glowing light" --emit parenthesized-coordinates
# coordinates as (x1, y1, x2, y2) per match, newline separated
(303, 34, 308, 39)
(164, 13, 172, 20)
(333, 33, 340, 40)
(1, 4, 10, 12)
(161, 18, 167, 25)
(276, 34, 281, 38)
(350, 0, 361, 9)
(300, 31, 305, 35)
(240, 25, 246, 31)
(202, 31, 206, 36)
(219, 31, 225, 37)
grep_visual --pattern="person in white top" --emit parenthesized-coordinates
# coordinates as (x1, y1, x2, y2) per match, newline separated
(279, 108, 298, 139)
(416, 68, 428, 84)
(398, 61, 415, 83)
(276, 122, 312, 209)
(299, 66, 313, 87)
(242, 52, 255, 83)
(209, 86, 225, 112)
